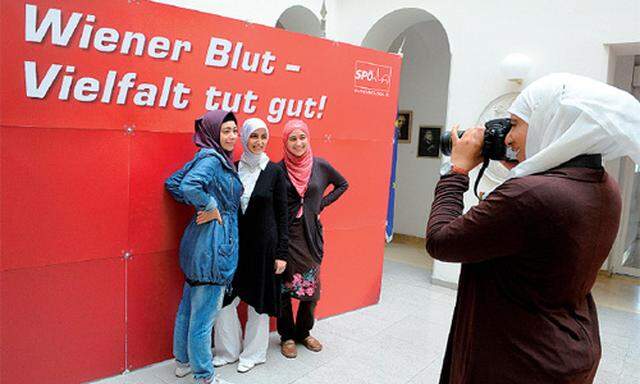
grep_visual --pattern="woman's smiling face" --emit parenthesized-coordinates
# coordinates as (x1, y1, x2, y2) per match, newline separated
(286, 129, 309, 157)
(247, 128, 268, 155)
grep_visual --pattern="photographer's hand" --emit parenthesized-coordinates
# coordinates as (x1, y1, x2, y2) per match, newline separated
(451, 125, 485, 172)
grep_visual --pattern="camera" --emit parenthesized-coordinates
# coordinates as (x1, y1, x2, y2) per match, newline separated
(440, 118, 513, 161)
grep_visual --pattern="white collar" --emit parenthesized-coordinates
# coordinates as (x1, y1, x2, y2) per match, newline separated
(240, 155, 269, 172)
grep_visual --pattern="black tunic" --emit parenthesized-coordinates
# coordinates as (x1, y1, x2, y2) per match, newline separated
(225, 161, 289, 316)
(278, 157, 348, 301)
(278, 157, 348, 262)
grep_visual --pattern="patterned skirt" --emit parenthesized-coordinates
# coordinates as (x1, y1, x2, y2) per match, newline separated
(281, 219, 320, 302)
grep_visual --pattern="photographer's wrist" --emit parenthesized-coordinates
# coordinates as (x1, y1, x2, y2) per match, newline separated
(451, 164, 470, 175)
(451, 155, 482, 172)
(440, 162, 470, 176)
(451, 152, 474, 168)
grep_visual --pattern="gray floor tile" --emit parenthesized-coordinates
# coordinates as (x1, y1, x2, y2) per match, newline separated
(293, 358, 389, 384)
(355, 300, 413, 324)
(381, 315, 449, 353)
(407, 365, 442, 384)
(334, 333, 440, 384)
(594, 369, 622, 384)
(216, 342, 315, 384)
(121, 372, 167, 384)
(92, 375, 126, 384)
(291, 329, 360, 369)
(313, 309, 398, 342)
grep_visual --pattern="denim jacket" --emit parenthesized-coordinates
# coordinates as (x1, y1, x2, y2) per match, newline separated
(165, 149, 243, 285)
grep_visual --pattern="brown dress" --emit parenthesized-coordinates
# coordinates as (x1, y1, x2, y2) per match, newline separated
(426, 160, 621, 384)
(278, 157, 348, 302)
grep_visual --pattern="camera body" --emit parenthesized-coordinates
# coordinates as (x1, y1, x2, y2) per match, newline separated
(440, 118, 513, 161)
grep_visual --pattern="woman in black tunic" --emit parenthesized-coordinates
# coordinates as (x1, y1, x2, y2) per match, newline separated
(277, 119, 348, 358)
(213, 118, 289, 373)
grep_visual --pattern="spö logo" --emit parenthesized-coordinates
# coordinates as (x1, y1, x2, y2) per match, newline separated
(354, 60, 392, 97)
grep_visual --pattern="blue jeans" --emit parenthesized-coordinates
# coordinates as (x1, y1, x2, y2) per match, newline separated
(173, 283, 224, 380)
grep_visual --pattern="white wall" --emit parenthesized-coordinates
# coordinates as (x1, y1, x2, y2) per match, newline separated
(152, 0, 328, 29)
(391, 21, 450, 238)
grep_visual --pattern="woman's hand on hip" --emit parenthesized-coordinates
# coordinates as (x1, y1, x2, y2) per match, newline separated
(275, 259, 287, 274)
(196, 208, 222, 225)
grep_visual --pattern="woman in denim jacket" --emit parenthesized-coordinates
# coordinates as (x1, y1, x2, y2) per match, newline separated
(165, 110, 243, 384)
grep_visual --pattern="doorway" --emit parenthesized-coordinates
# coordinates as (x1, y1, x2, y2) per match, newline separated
(607, 44, 640, 278)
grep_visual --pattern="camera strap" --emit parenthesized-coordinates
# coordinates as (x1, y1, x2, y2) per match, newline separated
(474, 158, 491, 200)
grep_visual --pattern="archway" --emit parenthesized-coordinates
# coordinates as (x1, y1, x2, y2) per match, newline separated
(275, 5, 322, 37)
(362, 8, 451, 270)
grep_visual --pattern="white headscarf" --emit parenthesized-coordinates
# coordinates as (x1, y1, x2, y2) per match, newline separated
(239, 118, 270, 213)
(507, 73, 640, 178)
(240, 118, 270, 170)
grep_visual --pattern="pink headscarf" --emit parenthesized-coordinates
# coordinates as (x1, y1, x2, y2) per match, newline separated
(283, 120, 313, 216)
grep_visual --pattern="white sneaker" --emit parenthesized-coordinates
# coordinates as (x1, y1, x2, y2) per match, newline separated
(174, 361, 191, 377)
(236, 361, 255, 373)
(213, 357, 237, 367)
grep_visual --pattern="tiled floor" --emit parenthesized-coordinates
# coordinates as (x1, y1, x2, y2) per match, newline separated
(92, 242, 640, 384)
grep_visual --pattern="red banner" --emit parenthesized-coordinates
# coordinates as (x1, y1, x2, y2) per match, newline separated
(0, 1, 401, 382)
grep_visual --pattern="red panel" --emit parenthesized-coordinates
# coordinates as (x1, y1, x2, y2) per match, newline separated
(126, 250, 183, 370)
(0, 258, 125, 383)
(316, 226, 385, 319)
(0, 126, 4, 271)
(0, 127, 130, 271)
(311, 140, 392, 227)
(129, 132, 195, 255)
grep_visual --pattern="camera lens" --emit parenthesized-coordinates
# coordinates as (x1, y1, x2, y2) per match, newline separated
(440, 130, 465, 156)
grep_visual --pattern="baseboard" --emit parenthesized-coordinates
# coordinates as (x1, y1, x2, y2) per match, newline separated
(392, 233, 425, 246)
(597, 270, 640, 285)
(431, 277, 458, 290)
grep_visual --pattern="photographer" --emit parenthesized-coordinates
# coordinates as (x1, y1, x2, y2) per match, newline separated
(426, 73, 640, 384)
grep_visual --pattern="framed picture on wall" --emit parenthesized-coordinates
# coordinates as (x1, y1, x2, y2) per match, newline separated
(417, 126, 441, 157)
(395, 110, 412, 143)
